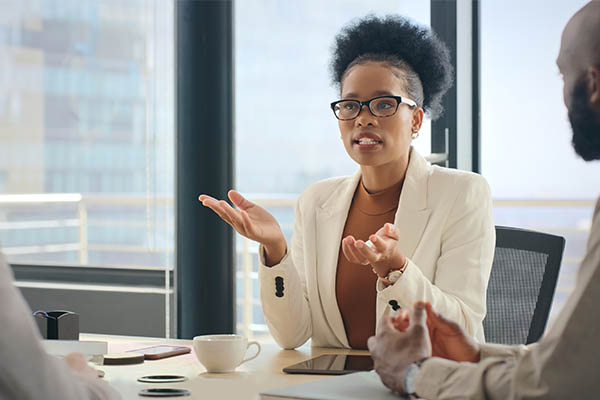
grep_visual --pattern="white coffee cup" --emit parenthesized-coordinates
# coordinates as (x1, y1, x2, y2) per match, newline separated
(192, 334, 261, 373)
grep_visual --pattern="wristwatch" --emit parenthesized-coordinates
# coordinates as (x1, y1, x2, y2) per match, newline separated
(403, 358, 428, 395)
(382, 258, 409, 285)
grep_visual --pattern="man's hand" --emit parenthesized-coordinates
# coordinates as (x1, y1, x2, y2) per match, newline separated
(423, 302, 481, 362)
(367, 302, 431, 395)
(64, 353, 100, 378)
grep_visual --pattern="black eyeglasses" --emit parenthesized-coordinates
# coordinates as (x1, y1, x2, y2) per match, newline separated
(330, 95, 417, 121)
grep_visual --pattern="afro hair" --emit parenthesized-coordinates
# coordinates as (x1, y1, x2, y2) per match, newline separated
(330, 15, 453, 119)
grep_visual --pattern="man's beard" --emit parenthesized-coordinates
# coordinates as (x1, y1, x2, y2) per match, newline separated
(568, 76, 600, 161)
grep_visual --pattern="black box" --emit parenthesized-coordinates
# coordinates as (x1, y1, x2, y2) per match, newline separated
(34, 310, 79, 340)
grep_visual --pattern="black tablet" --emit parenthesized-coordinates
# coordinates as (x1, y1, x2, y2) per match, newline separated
(282, 354, 373, 375)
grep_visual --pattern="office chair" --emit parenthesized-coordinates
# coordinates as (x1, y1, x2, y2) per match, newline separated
(482, 226, 565, 345)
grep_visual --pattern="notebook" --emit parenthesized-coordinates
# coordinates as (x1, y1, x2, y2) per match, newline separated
(259, 371, 398, 400)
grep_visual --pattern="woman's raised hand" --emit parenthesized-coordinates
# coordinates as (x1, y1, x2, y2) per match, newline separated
(198, 190, 286, 266)
(341, 222, 406, 278)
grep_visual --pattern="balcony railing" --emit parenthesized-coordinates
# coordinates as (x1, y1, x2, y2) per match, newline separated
(0, 193, 595, 340)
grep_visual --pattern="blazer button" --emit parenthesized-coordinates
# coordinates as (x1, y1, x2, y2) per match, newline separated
(388, 300, 400, 311)
(275, 276, 284, 297)
(275, 276, 284, 291)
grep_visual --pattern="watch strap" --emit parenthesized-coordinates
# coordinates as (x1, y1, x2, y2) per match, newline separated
(382, 258, 410, 285)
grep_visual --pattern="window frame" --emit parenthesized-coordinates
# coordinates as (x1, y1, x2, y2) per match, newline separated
(8, 0, 477, 340)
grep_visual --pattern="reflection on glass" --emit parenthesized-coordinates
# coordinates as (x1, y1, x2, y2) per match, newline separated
(284, 354, 373, 374)
(480, 0, 598, 320)
(0, 0, 174, 269)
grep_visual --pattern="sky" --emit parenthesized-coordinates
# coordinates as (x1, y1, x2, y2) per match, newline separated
(235, 0, 600, 199)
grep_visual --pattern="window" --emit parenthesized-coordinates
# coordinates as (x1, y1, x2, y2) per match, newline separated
(481, 0, 600, 320)
(0, 0, 174, 336)
(235, 1, 431, 340)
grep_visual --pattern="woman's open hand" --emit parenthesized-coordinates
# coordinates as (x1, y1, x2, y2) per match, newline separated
(198, 190, 286, 265)
(341, 222, 406, 278)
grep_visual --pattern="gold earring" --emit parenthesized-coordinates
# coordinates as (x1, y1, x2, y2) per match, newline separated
(411, 129, 419, 139)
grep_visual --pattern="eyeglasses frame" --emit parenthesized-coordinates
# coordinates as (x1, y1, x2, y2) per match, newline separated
(329, 95, 418, 121)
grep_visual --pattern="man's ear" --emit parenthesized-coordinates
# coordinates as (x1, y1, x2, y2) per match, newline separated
(588, 66, 600, 105)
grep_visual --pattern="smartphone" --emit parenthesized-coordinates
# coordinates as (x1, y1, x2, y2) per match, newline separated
(282, 354, 374, 375)
(127, 345, 191, 360)
(139, 388, 190, 397)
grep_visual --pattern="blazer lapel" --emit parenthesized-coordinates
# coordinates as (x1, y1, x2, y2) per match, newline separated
(314, 171, 360, 348)
(394, 149, 432, 258)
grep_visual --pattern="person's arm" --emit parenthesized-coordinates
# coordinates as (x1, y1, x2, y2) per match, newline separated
(415, 204, 600, 400)
(377, 174, 495, 338)
(415, 311, 586, 400)
(199, 190, 310, 348)
(0, 253, 120, 400)
(258, 196, 312, 349)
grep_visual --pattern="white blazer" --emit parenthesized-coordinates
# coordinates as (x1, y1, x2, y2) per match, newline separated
(258, 149, 495, 349)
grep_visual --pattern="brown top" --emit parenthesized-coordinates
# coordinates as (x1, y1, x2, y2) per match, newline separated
(335, 178, 403, 349)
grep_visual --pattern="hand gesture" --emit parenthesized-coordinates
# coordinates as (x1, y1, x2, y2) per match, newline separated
(199, 190, 286, 265)
(367, 302, 432, 395)
(390, 302, 481, 362)
(64, 353, 101, 378)
(341, 222, 406, 278)
(423, 302, 481, 362)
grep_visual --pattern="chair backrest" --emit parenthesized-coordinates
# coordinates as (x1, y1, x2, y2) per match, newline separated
(483, 226, 565, 345)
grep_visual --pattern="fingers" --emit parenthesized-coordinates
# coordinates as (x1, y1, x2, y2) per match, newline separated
(218, 200, 246, 228)
(199, 192, 259, 239)
(341, 236, 356, 263)
(410, 301, 428, 329)
(353, 239, 379, 263)
(425, 302, 461, 331)
(199, 195, 247, 233)
(200, 197, 235, 225)
(342, 236, 367, 265)
(392, 309, 410, 332)
(384, 223, 400, 240)
(368, 234, 388, 253)
(425, 302, 439, 326)
(239, 209, 254, 234)
(376, 315, 397, 336)
(64, 353, 97, 378)
(367, 336, 377, 353)
(228, 190, 255, 211)
(198, 194, 219, 205)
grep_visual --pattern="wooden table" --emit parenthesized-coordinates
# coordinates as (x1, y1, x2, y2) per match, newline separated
(82, 334, 370, 399)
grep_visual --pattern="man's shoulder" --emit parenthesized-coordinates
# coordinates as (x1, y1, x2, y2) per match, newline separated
(593, 197, 600, 223)
(587, 197, 600, 250)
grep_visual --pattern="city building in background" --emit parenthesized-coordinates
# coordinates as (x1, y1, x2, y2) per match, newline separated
(0, 0, 174, 268)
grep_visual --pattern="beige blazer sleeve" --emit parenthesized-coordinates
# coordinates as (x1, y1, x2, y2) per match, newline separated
(414, 198, 600, 400)
(0, 253, 120, 400)
(257, 198, 312, 349)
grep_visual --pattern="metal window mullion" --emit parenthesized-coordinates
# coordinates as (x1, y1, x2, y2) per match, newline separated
(175, 0, 235, 339)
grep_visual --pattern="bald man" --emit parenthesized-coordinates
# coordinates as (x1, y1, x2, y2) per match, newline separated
(367, 1, 600, 399)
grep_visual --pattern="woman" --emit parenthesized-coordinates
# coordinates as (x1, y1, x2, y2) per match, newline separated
(199, 15, 495, 350)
